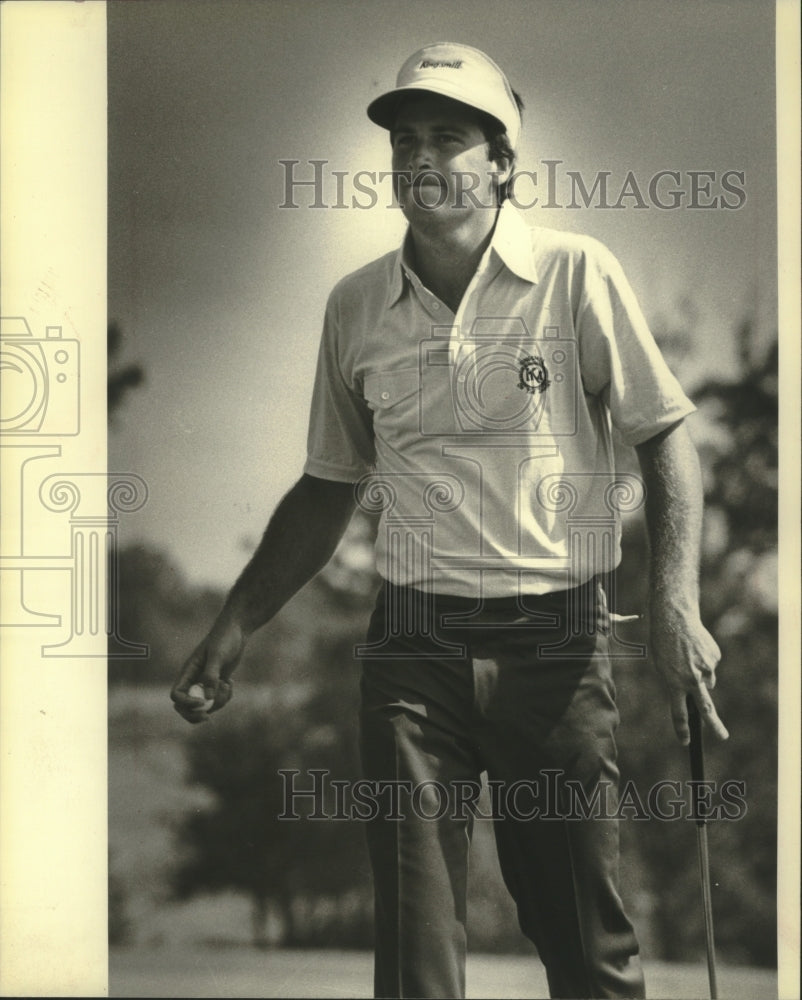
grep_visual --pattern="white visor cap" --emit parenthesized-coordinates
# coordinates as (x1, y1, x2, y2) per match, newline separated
(367, 42, 521, 150)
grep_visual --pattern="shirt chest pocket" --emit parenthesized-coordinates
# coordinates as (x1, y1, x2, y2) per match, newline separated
(363, 369, 422, 441)
(364, 369, 420, 410)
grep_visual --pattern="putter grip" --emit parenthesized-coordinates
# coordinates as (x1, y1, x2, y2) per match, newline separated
(687, 696, 705, 781)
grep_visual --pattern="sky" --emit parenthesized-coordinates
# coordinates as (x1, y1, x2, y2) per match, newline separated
(107, 0, 778, 588)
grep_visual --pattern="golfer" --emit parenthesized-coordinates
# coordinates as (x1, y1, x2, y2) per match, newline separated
(172, 42, 728, 999)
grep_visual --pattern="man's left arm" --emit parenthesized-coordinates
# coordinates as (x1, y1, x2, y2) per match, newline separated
(635, 418, 729, 746)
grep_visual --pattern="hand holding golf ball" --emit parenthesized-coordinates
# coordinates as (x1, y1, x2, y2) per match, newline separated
(188, 683, 215, 711)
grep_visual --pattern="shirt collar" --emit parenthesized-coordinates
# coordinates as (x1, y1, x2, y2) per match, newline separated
(490, 201, 539, 284)
(386, 230, 414, 308)
(386, 201, 538, 309)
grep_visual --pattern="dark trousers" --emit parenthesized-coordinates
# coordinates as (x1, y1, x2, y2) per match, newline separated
(359, 578, 645, 1000)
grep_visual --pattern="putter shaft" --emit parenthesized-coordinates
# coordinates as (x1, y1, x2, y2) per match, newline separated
(687, 696, 719, 1000)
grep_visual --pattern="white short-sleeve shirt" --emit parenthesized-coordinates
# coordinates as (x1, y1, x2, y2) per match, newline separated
(304, 202, 695, 598)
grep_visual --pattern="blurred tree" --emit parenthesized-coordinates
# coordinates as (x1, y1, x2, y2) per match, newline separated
(170, 636, 373, 947)
(613, 324, 777, 966)
(109, 543, 226, 684)
(108, 320, 145, 422)
(110, 510, 379, 685)
(169, 512, 380, 945)
(108, 850, 132, 946)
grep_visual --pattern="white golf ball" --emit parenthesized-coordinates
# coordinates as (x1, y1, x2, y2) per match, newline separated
(188, 683, 214, 709)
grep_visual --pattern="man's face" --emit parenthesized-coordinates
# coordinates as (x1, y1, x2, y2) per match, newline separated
(390, 93, 507, 225)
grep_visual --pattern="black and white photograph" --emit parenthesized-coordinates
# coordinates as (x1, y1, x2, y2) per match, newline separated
(0, 1, 799, 997)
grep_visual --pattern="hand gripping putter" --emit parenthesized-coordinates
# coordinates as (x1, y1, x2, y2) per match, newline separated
(687, 695, 719, 999)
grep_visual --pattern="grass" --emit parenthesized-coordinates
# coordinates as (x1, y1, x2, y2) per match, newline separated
(109, 946, 778, 999)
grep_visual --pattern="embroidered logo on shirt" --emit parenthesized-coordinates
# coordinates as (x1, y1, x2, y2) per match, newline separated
(517, 355, 550, 394)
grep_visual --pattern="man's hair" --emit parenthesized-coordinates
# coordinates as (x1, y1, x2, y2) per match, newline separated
(478, 89, 524, 204)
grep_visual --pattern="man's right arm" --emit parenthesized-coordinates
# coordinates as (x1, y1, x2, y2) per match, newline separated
(171, 473, 357, 723)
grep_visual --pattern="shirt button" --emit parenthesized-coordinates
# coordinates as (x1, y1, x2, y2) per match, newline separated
(431, 301, 440, 310)
(381, 391, 390, 400)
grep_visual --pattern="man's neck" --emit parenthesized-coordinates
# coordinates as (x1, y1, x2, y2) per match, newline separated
(407, 207, 500, 314)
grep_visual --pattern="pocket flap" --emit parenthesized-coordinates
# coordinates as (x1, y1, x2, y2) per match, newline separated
(364, 369, 421, 410)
